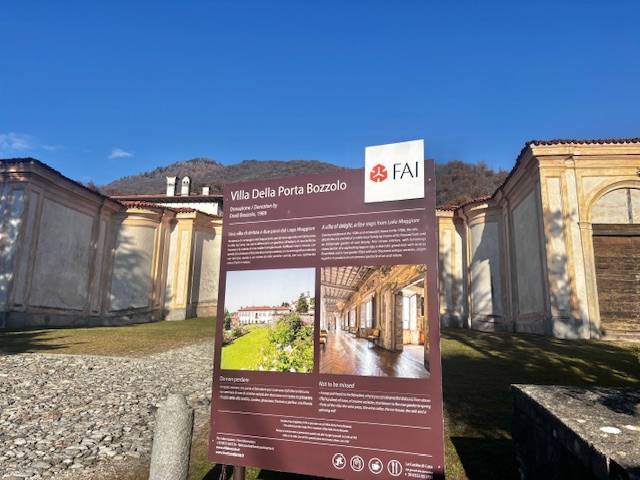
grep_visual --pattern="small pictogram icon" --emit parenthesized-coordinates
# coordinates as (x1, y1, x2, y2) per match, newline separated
(332, 453, 346, 470)
(387, 459, 403, 476)
(368, 457, 383, 474)
(369, 164, 388, 182)
(350, 455, 364, 472)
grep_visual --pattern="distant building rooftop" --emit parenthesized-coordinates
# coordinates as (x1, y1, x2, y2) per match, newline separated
(238, 306, 291, 312)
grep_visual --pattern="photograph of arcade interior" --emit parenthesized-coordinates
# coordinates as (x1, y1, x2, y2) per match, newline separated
(319, 264, 429, 378)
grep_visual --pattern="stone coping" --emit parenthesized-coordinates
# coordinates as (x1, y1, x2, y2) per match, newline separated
(512, 384, 640, 479)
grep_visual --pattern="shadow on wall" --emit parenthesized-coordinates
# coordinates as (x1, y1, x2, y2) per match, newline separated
(462, 204, 594, 339)
(0, 187, 24, 317)
(441, 328, 640, 480)
(546, 208, 598, 339)
(468, 221, 504, 331)
(109, 229, 154, 313)
(440, 268, 466, 329)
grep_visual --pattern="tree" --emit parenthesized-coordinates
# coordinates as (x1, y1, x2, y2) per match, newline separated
(224, 309, 232, 330)
(295, 294, 308, 314)
(281, 301, 290, 307)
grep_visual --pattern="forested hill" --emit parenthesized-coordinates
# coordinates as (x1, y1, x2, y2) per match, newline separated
(435, 161, 508, 206)
(101, 157, 508, 207)
(101, 158, 344, 196)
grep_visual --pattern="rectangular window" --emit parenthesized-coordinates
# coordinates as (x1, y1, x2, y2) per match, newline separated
(362, 298, 374, 328)
(402, 296, 410, 329)
(409, 295, 417, 331)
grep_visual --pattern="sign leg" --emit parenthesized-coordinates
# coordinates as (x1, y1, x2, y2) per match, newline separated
(233, 465, 246, 480)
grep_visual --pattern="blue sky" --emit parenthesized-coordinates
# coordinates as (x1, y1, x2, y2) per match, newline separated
(1, 1, 639, 184)
(225, 268, 315, 312)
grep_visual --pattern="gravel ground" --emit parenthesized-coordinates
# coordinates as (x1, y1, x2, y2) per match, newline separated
(0, 342, 214, 480)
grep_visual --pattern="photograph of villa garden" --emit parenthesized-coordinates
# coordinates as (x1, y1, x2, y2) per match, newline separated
(220, 268, 315, 373)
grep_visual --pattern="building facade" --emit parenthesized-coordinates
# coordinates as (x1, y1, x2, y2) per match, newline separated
(0, 159, 222, 328)
(237, 306, 291, 325)
(113, 176, 224, 217)
(438, 139, 640, 340)
(2, 138, 639, 340)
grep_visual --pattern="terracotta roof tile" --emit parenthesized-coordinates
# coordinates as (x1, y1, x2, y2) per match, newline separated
(527, 138, 640, 147)
(113, 193, 223, 202)
(119, 200, 171, 210)
(119, 200, 220, 218)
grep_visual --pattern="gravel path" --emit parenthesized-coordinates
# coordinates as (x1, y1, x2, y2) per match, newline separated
(0, 342, 214, 480)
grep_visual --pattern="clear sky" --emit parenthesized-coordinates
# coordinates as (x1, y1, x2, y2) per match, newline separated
(1, 1, 639, 184)
(225, 268, 315, 312)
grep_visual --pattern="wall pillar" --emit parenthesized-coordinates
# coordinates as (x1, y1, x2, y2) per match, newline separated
(166, 213, 196, 320)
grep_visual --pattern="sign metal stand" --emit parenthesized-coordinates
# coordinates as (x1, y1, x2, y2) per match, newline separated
(233, 465, 245, 480)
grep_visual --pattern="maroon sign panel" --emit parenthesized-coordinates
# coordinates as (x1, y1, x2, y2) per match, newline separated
(209, 163, 444, 479)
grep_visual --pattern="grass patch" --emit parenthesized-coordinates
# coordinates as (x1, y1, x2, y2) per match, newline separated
(188, 425, 260, 480)
(0, 317, 216, 356)
(194, 328, 640, 480)
(440, 328, 640, 479)
(220, 326, 270, 370)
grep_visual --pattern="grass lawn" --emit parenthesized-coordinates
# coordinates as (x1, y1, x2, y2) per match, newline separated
(191, 328, 640, 480)
(440, 328, 640, 479)
(220, 326, 270, 370)
(0, 316, 216, 356)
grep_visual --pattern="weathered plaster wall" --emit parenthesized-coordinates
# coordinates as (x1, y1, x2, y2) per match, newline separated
(1, 161, 224, 328)
(164, 224, 179, 309)
(191, 228, 220, 316)
(591, 188, 640, 224)
(0, 184, 25, 311)
(30, 198, 94, 310)
(109, 225, 156, 311)
(438, 214, 466, 328)
(159, 201, 220, 216)
(633, 189, 640, 223)
(468, 218, 503, 329)
(511, 189, 545, 333)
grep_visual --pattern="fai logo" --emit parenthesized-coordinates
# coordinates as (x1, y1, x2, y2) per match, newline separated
(369, 164, 388, 182)
(364, 139, 425, 203)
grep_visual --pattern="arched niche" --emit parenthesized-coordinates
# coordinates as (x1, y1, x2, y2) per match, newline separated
(590, 186, 640, 224)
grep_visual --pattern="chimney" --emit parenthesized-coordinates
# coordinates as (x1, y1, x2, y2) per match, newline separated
(181, 176, 191, 196)
(201, 186, 210, 196)
(166, 176, 177, 197)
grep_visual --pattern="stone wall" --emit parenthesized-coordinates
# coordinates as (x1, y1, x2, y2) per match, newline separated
(512, 385, 639, 479)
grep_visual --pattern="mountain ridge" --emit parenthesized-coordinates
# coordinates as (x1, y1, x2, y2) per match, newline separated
(101, 157, 508, 207)
(102, 158, 344, 196)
